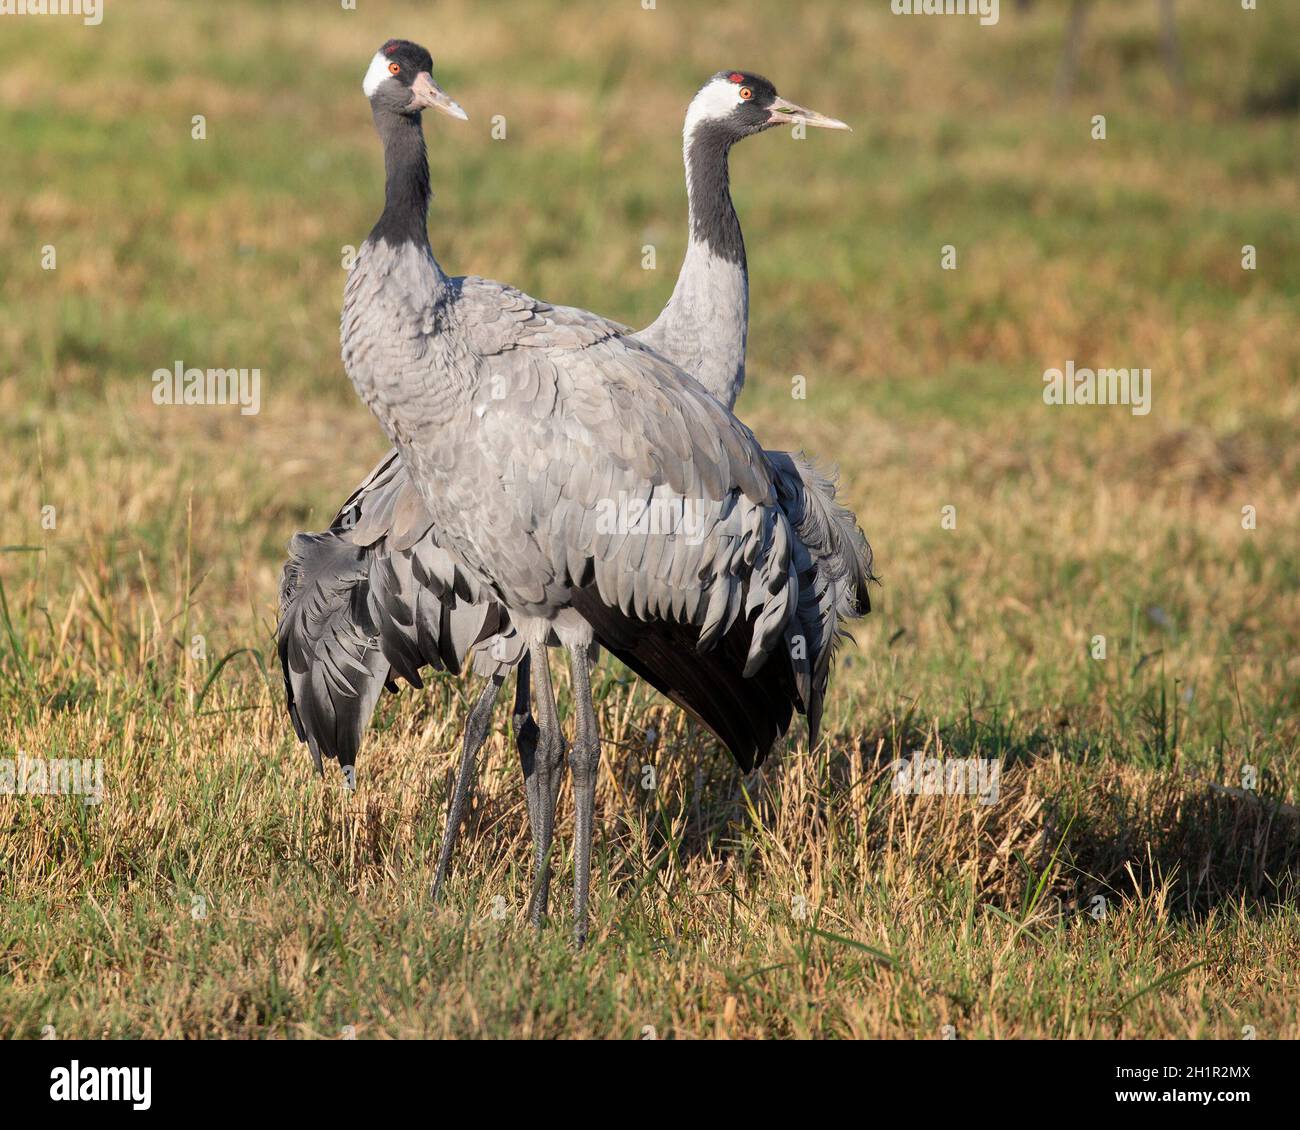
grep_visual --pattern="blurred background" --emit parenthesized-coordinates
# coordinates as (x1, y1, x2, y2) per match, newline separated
(0, 1, 1297, 1037)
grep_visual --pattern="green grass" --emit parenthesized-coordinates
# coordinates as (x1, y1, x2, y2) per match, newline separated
(0, 0, 1298, 1038)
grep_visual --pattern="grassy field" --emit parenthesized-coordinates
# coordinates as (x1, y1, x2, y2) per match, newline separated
(1, 0, 1298, 1039)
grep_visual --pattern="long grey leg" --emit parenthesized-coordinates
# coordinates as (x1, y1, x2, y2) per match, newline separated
(568, 644, 600, 946)
(430, 672, 504, 901)
(524, 640, 565, 928)
(512, 652, 546, 920)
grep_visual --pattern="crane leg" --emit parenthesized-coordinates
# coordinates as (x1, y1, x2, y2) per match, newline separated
(512, 652, 548, 923)
(430, 671, 504, 901)
(511, 652, 539, 771)
(523, 641, 565, 929)
(512, 654, 565, 895)
(567, 644, 600, 946)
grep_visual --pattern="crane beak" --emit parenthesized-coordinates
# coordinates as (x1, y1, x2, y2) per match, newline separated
(767, 98, 851, 132)
(408, 71, 469, 121)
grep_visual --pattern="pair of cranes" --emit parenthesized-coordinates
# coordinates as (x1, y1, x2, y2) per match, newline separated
(278, 39, 874, 944)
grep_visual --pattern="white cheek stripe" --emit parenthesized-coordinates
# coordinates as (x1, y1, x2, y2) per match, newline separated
(682, 78, 745, 146)
(363, 51, 392, 97)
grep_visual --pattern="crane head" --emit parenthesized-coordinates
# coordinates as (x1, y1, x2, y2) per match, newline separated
(363, 39, 468, 121)
(686, 70, 851, 141)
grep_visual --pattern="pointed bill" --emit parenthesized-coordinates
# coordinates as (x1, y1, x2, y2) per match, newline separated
(409, 71, 469, 120)
(768, 98, 851, 131)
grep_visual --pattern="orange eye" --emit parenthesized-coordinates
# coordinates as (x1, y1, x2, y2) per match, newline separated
(388, 61, 401, 75)
(738, 86, 753, 100)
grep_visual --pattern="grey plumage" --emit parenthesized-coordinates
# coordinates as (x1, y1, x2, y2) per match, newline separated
(638, 113, 750, 405)
(278, 52, 869, 935)
(279, 530, 389, 773)
(279, 68, 865, 775)
(277, 456, 507, 772)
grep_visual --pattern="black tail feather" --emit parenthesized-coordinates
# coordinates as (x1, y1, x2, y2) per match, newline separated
(571, 584, 796, 772)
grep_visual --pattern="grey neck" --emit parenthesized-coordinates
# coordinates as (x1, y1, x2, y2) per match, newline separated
(686, 121, 745, 264)
(639, 120, 750, 410)
(342, 105, 460, 436)
(369, 107, 434, 251)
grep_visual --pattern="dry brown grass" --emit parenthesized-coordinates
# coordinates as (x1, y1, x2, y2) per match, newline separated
(1, 0, 1297, 1037)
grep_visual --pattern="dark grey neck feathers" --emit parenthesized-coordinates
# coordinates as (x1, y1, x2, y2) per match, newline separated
(370, 109, 431, 247)
(637, 117, 750, 409)
(686, 122, 745, 266)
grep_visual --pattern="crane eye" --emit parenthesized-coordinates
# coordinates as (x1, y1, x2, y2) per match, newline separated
(738, 86, 753, 100)
(388, 61, 401, 75)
